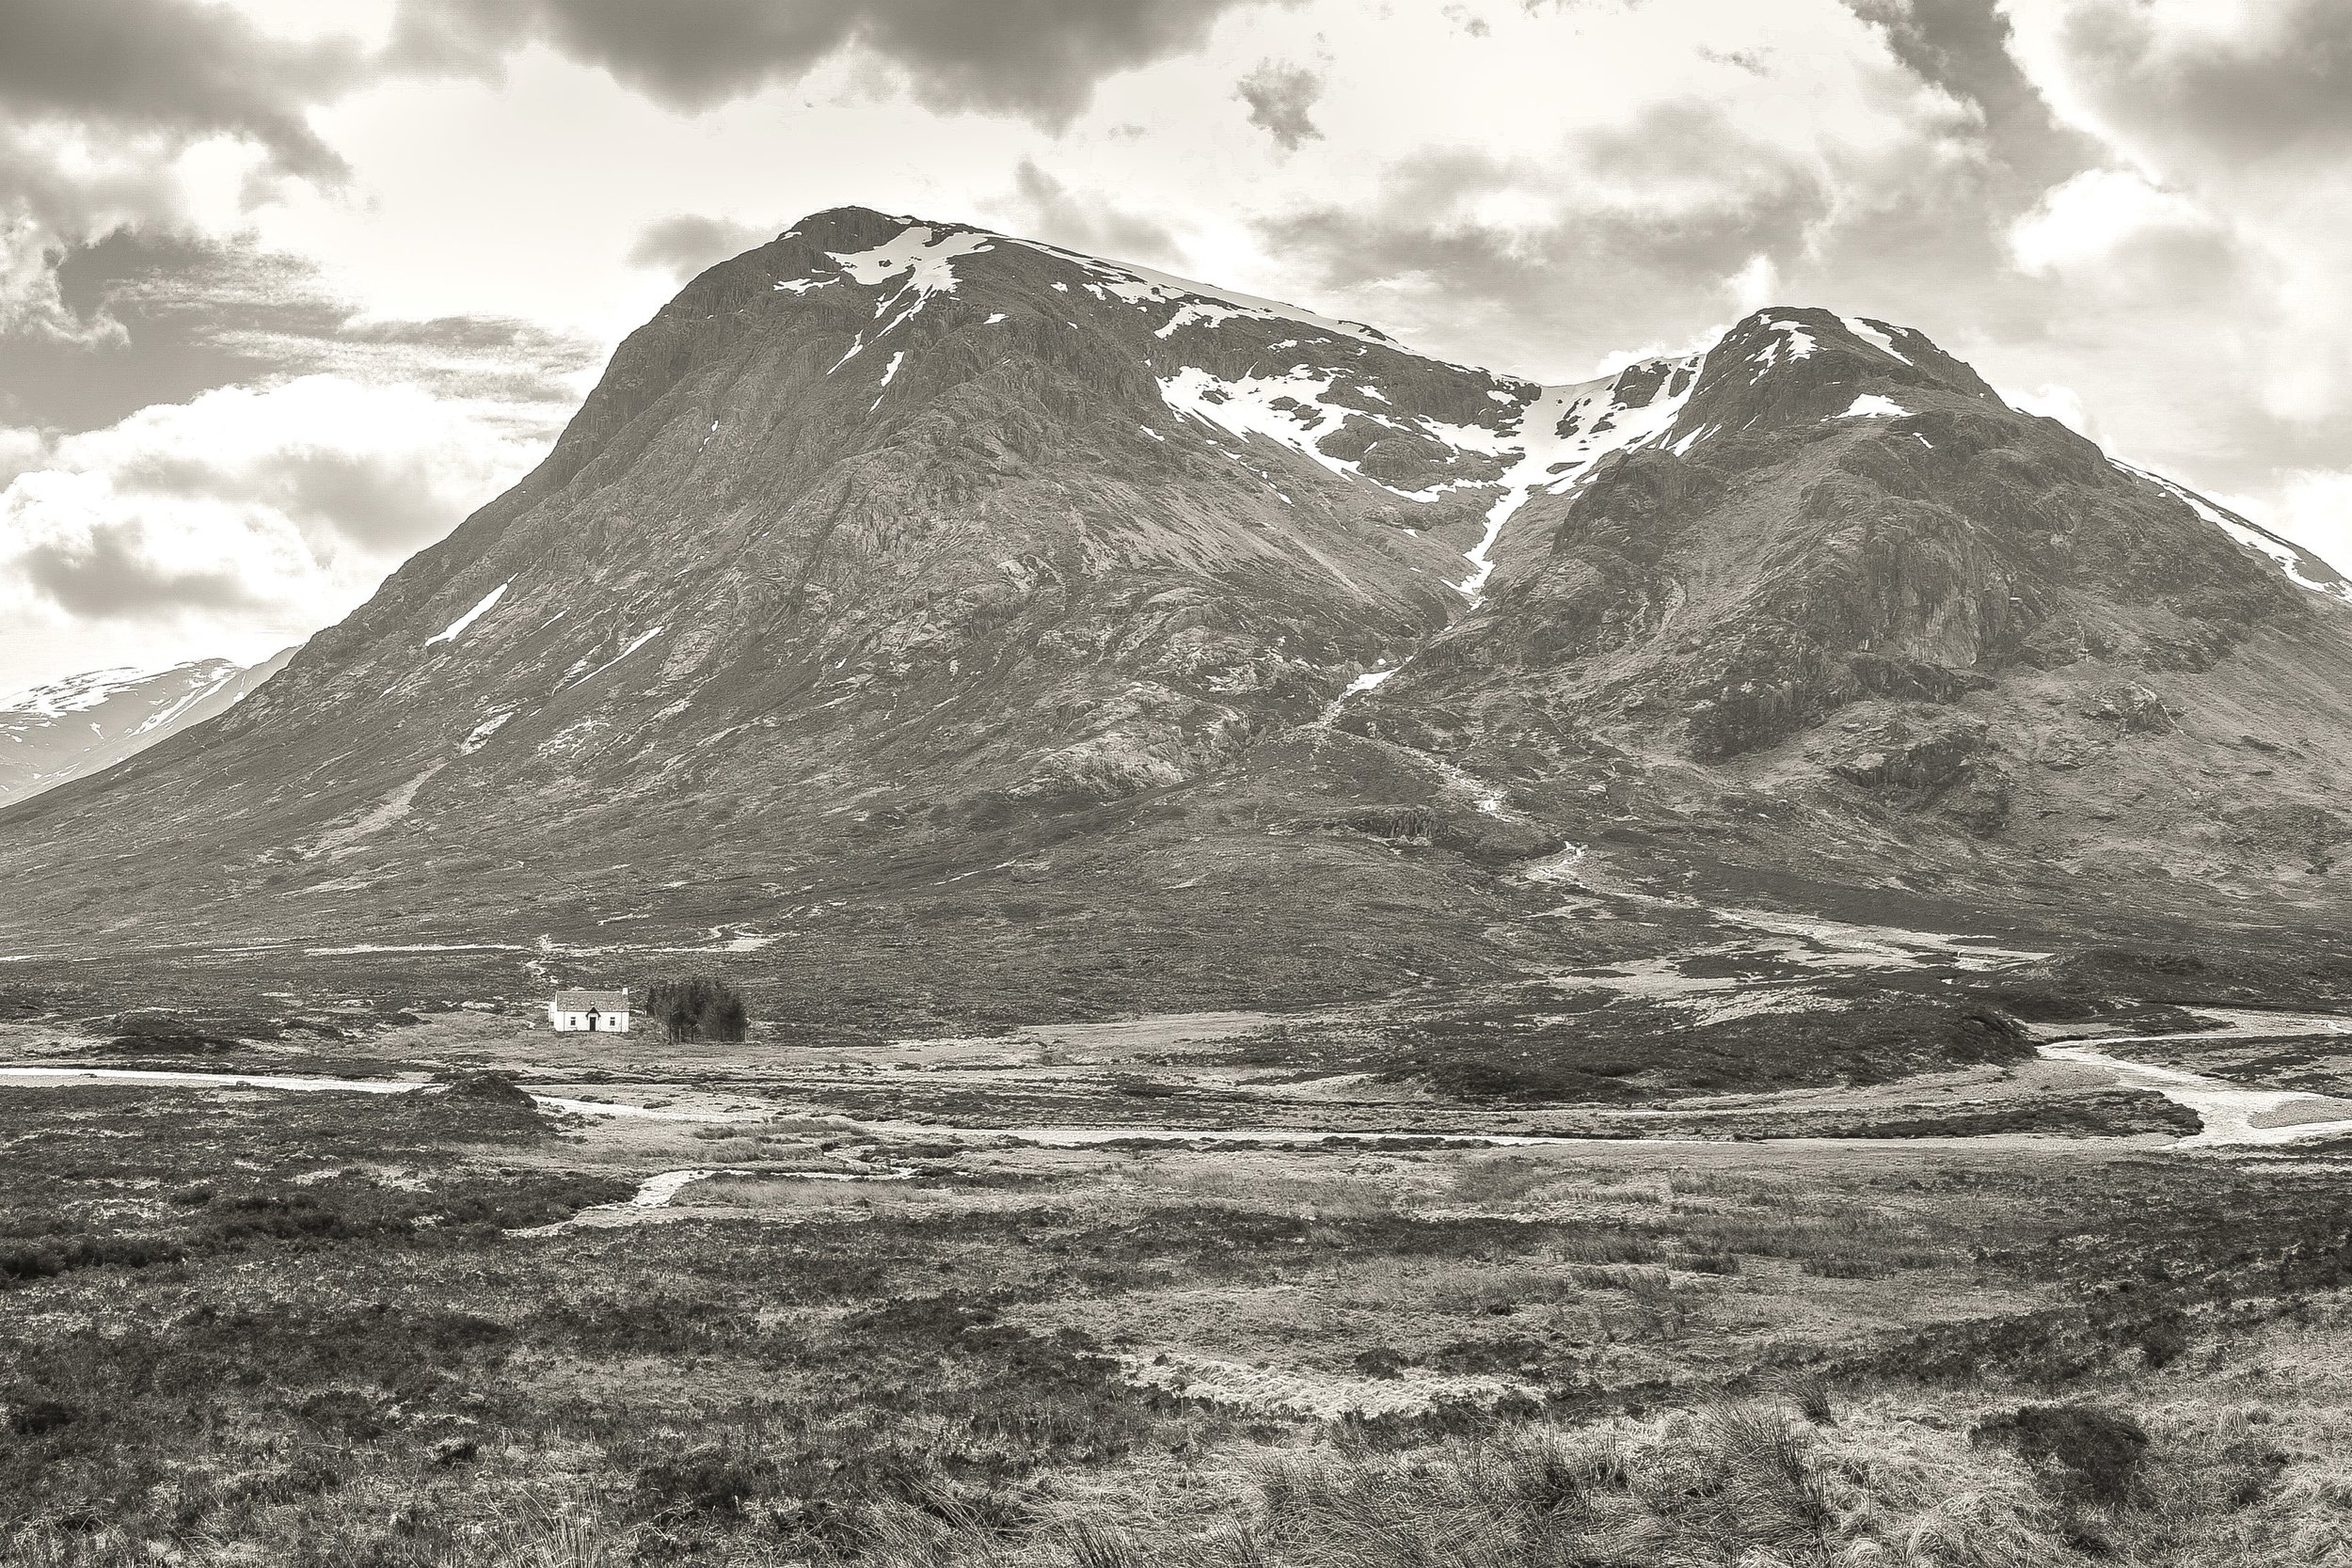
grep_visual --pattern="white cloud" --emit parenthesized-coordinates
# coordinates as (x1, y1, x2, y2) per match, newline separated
(231, 0, 1979, 366)
(0, 375, 545, 681)
(2001, 0, 2352, 427)
(2226, 468, 2352, 578)
(0, 424, 44, 485)
(1726, 252, 1778, 312)
(2006, 167, 2212, 278)
(2009, 381, 2098, 438)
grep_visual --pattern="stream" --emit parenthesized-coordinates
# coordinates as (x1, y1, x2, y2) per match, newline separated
(0, 1064, 736, 1121)
(2038, 1038, 2352, 1148)
(9, 1038, 2352, 1151)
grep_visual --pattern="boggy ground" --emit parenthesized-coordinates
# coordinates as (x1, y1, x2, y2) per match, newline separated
(5, 1064, 2352, 1566)
(6, 879, 2352, 1564)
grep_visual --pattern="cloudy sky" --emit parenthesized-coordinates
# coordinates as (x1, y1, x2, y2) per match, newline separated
(1, 0, 2347, 692)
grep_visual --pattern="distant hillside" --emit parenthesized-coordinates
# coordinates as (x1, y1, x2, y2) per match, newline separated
(0, 650, 294, 809)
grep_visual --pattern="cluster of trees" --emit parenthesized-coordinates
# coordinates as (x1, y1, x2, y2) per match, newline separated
(643, 974, 750, 1044)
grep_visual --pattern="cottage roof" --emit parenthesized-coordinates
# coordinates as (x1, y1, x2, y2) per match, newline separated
(552, 990, 630, 1010)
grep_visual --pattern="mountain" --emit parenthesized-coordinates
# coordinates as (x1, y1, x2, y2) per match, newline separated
(1, 207, 2347, 1035)
(0, 651, 294, 810)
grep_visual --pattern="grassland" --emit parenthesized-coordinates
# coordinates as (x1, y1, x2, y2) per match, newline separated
(5, 889, 2351, 1565)
(4, 1064, 2352, 1566)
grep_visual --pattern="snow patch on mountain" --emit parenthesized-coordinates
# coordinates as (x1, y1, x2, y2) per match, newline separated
(426, 581, 510, 647)
(1004, 235, 1401, 349)
(1837, 394, 1910, 419)
(1155, 365, 1493, 501)
(1155, 344, 1703, 600)
(562, 627, 667, 690)
(0, 652, 291, 808)
(870, 350, 907, 410)
(1454, 356, 1704, 598)
(135, 673, 239, 736)
(824, 226, 994, 296)
(1840, 317, 1914, 364)
(460, 712, 514, 755)
(1153, 300, 1247, 338)
(1, 664, 183, 720)
(2114, 461, 2352, 604)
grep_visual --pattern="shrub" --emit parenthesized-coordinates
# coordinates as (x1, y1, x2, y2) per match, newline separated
(1789, 1375, 1836, 1427)
(0, 1234, 183, 1284)
(1973, 1402, 2150, 1505)
(435, 1069, 540, 1110)
(644, 974, 751, 1044)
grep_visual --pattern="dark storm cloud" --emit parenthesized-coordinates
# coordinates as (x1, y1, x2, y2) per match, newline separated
(0, 230, 595, 436)
(0, 232, 314, 429)
(267, 449, 467, 552)
(627, 214, 776, 281)
(2023, 0, 2352, 171)
(1235, 61, 1324, 150)
(1844, 0, 2102, 186)
(117, 444, 465, 554)
(999, 161, 1183, 268)
(17, 526, 258, 619)
(0, 0, 359, 179)
(1261, 104, 1831, 363)
(0, 125, 180, 245)
(392, 0, 1296, 127)
(0, 0, 369, 357)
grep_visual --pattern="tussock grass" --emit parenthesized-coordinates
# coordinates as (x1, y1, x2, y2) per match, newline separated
(12, 1085, 2352, 1564)
(1156, 1169, 1402, 1218)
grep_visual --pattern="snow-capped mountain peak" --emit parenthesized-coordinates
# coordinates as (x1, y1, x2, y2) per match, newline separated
(0, 651, 294, 808)
(0, 663, 189, 721)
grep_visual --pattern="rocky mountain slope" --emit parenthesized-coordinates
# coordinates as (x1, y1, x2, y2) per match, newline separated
(0, 208, 2345, 1028)
(0, 652, 293, 809)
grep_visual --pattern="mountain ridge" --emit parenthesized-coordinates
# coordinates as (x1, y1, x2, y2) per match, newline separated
(0, 206, 2345, 1031)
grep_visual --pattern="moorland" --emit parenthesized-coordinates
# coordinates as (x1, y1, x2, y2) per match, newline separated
(5, 873, 2352, 1568)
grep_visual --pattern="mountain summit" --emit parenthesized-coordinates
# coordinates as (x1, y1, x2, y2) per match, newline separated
(4, 208, 2348, 1028)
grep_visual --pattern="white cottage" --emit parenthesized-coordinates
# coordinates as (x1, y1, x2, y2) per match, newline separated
(548, 988, 631, 1033)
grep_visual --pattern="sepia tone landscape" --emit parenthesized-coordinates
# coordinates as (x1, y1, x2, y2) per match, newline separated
(5, 205, 2352, 1564)
(4, 3, 2352, 1564)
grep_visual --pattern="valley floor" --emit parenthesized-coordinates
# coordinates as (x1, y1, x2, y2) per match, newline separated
(5, 890, 2352, 1565)
(5, 1066, 2352, 1566)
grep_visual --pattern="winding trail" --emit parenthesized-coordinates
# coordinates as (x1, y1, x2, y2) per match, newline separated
(508, 1163, 921, 1237)
(507, 1167, 753, 1237)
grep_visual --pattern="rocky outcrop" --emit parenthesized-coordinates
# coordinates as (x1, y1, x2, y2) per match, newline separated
(1821, 708, 1990, 792)
(1814, 707, 2010, 833)
(2084, 682, 2175, 735)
